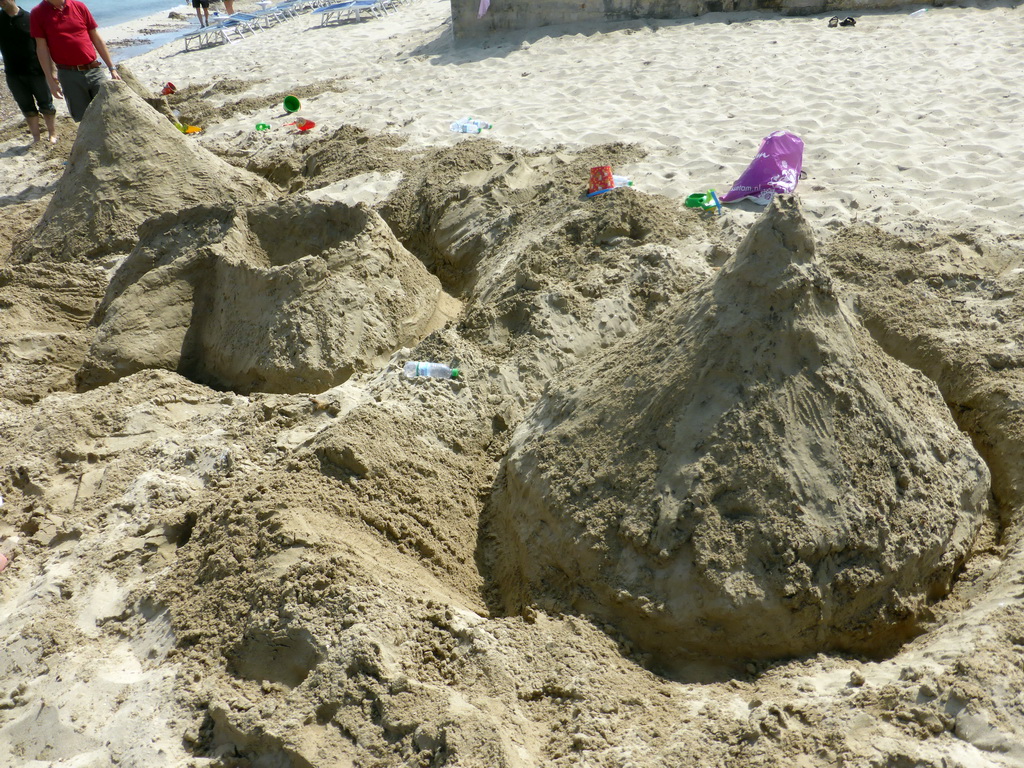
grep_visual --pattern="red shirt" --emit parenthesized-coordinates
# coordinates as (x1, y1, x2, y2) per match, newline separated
(30, 0, 97, 68)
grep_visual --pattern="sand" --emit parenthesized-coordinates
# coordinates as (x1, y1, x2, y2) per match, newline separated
(2, 1, 1024, 766)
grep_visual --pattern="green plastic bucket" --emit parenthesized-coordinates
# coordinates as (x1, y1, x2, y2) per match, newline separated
(283, 95, 301, 113)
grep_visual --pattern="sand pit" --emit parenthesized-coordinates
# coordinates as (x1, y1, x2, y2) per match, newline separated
(3, 3, 1024, 767)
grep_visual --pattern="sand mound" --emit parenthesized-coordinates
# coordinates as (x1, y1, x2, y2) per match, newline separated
(490, 196, 991, 664)
(12, 81, 273, 264)
(78, 197, 457, 394)
(7, 6, 1024, 765)
(0, 261, 106, 404)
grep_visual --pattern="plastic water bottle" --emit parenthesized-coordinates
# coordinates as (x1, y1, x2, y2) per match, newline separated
(403, 361, 460, 380)
(468, 118, 491, 131)
(612, 175, 633, 188)
(449, 119, 481, 134)
(0, 536, 20, 573)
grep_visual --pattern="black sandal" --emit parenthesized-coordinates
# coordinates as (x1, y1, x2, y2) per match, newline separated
(839, 16, 856, 26)
(828, 15, 839, 26)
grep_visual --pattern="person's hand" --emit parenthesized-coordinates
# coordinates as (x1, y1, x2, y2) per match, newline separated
(109, 68, 122, 81)
(47, 78, 63, 100)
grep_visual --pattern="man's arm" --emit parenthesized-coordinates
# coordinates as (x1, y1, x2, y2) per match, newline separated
(87, 28, 121, 80)
(35, 37, 64, 99)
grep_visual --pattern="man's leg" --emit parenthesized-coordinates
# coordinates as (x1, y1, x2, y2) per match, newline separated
(5, 73, 40, 141)
(84, 67, 107, 106)
(43, 111, 57, 143)
(193, 0, 204, 25)
(56, 69, 90, 122)
(25, 114, 41, 142)
(29, 74, 58, 143)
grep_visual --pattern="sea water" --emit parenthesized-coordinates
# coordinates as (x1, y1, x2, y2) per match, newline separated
(80, 0, 188, 28)
(13, 0, 217, 60)
(76, 0, 206, 61)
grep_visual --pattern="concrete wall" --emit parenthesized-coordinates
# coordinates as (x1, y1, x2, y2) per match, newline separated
(451, 0, 934, 39)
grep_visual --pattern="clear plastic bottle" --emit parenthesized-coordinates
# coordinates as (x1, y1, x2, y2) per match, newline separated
(0, 536, 20, 573)
(449, 119, 481, 134)
(469, 118, 491, 131)
(403, 361, 460, 380)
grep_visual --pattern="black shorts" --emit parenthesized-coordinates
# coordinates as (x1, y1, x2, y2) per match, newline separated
(192, 0, 209, 7)
(5, 71, 56, 117)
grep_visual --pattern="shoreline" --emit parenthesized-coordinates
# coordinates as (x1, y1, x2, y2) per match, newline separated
(106, 1, 278, 61)
(0, 6, 189, 126)
(0, 0, 301, 127)
(105, 8, 194, 63)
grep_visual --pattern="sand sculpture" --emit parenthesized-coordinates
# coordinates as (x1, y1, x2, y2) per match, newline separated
(491, 196, 991, 663)
(4, 5, 1024, 760)
(13, 81, 274, 264)
(77, 197, 454, 393)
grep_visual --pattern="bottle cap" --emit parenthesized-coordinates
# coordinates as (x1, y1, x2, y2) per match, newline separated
(450, 368, 461, 379)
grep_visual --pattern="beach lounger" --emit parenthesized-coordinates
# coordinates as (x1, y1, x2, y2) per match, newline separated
(315, 0, 390, 24)
(255, 7, 291, 25)
(179, 22, 249, 51)
(315, 2, 358, 25)
(224, 11, 283, 30)
(265, 1, 299, 18)
(272, 0, 317, 16)
(206, 14, 262, 35)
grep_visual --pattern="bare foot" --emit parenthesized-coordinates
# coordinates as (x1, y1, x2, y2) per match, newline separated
(49, 135, 58, 144)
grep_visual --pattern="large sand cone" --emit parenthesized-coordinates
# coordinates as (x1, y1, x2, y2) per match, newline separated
(13, 80, 274, 263)
(77, 197, 456, 394)
(490, 195, 990, 664)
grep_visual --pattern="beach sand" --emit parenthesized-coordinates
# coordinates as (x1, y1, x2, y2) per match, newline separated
(126, 0, 1023, 233)
(2, 2, 1024, 766)
(5, 1, 1022, 242)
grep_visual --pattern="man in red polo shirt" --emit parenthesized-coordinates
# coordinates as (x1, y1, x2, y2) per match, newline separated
(30, 0, 120, 122)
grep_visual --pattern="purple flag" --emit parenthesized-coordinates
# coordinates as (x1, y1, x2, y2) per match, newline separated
(720, 131, 804, 205)
(478, 0, 490, 18)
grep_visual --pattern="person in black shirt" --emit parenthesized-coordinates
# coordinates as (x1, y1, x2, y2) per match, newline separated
(1, 0, 57, 143)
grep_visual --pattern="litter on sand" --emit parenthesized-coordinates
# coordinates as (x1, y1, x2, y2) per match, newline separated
(720, 131, 804, 205)
(450, 117, 492, 134)
(587, 166, 634, 197)
(685, 190, 721, 213)
(286, 117, 316, 132)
